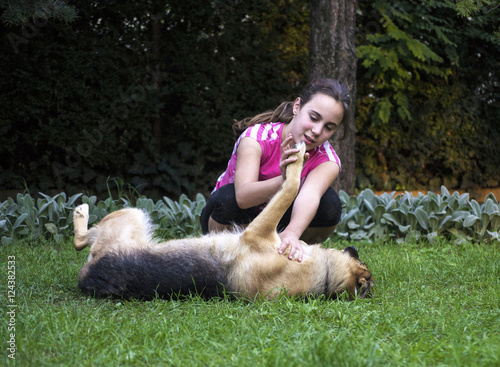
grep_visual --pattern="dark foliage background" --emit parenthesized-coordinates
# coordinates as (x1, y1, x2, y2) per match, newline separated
(0, 0, 498, 200)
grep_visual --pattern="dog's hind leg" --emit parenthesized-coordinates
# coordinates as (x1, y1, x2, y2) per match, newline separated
(73, 204, 91, 251)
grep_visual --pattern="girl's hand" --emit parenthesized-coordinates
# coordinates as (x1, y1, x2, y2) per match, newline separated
(279, 134, 308, 180)
(278, 231, 304, 263)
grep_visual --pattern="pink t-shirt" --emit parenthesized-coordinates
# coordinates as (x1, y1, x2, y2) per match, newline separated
(213, 122, 341, 192)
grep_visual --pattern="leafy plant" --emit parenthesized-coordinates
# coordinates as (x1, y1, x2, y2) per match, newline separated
(1, 188, 498, 245)
(0, 191, 205, 244)
(334, 186, 500, 244)
(0, 192, 81, 245)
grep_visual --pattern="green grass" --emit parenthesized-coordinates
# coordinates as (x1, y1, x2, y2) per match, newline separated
(1, 239, 499, 366)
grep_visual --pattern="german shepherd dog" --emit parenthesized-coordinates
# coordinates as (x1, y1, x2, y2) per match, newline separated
(73, 143, 374, 300)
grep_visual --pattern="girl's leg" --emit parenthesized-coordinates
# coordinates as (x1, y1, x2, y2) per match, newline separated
(208, 216, 236, 233)
(200, 184, 257, 235)
(201, 184, 341, 242)
(277, 187, 342, 243)
(302, 187, 342, 243)
(300, 226, 337, 243)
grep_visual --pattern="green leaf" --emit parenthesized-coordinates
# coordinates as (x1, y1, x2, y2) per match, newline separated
(345, 208, 360, 222)
(440, 215, 454, 230)
(373, 205, 386, 223)
(385, 199, 397, 212)
(38, 201, 53, 215)
(483, 193, 498, 205)
(146, 199, 154, 214)
(398, 224, 411, 234)
(470, 200, 481, 217)
(406, 212, 418, 230)
(66, 193, 83, 208)
(339, 190, 350, 207)
(13, 213, 29, 229)
(490, 214, 500, 232)
(368, 224, 387, 241)
(483, 198, 499, 216)
(363, 199, 375, 215)
(351, 230, 369, 241)
(447, 196, 458, 212)
(83, 195, 97, 206)
(486, 230, 499, 241)
(1, 237, 13, 245)
(22, 194, 35, 213)
(374, 98, 393, 124)
(348, 220, 360, 230)
(364, 222, 375, 230)
(415, 207, 429, 231)
(429, 215, 440, 233)
(5, 204, 19, 216)
(463, 215, 478, 227)
(440, 186, 450, 198)
(382, 213, 400, 226)
(348, 196, 358, 210)
(44, 223, 59, 235)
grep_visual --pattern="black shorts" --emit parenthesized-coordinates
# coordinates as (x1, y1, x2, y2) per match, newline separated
(200, 183, 342, 235)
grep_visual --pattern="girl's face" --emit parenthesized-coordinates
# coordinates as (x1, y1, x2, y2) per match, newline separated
(287, 93, 344, 151)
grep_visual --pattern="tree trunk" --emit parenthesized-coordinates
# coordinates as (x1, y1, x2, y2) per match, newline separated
(151, 13, 163, 147)
(308, 0, 357, 194)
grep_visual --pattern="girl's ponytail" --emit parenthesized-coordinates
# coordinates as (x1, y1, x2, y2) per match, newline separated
(232, 102, 294, 140)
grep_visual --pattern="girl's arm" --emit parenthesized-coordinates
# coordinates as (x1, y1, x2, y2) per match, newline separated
(278, 161, 340, 261)
(234, 137, 299, 209)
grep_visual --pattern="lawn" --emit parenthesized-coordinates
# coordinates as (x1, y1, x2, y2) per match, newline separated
(1, 238, 499, 366)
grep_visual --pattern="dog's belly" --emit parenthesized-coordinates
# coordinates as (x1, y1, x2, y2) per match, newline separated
(224, 250, 319, 298)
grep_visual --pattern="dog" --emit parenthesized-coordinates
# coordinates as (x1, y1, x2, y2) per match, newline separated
(73, 142, 374, 300)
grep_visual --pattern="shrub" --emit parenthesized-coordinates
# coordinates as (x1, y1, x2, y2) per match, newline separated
(334, 186, 500, 244)
(1, 188, 498, 245)
(0, 192, 205, 245)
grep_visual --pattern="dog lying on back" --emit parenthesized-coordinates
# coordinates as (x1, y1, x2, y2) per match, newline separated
(73, 142, 374, 300)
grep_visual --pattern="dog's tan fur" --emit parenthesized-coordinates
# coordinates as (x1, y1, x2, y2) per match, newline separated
(73, 143, 374, 300)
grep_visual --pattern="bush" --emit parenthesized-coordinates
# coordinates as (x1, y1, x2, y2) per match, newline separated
(0, 192, 206, 245)
(1, 188, 498, 245)
(334, 187, 500, 244)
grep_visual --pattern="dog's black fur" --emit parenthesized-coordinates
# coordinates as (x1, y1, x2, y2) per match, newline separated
(79, 249, 227, 299)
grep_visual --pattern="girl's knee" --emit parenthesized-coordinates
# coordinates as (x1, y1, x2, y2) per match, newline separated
(202, 184, 256, 230)
(315, 188, 342, 226)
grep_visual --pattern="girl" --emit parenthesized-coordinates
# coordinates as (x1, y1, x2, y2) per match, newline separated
(200, 79, 350, 262)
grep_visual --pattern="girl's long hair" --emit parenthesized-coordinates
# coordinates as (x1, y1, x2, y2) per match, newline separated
(232, 78, 351, 141)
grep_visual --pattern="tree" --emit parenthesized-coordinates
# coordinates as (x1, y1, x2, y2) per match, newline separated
(0, 0, 78, 25)
(354, 0, 499, 192)
(308, 0, 358, 194)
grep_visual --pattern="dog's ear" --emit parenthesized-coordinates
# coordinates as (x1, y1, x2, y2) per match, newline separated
(343, 246, 359, 259)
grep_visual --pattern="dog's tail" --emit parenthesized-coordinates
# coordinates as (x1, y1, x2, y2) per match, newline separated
(243, 142, 306, 244)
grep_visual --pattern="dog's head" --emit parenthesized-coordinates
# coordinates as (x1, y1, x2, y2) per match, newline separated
(343, 246, 375, 299)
